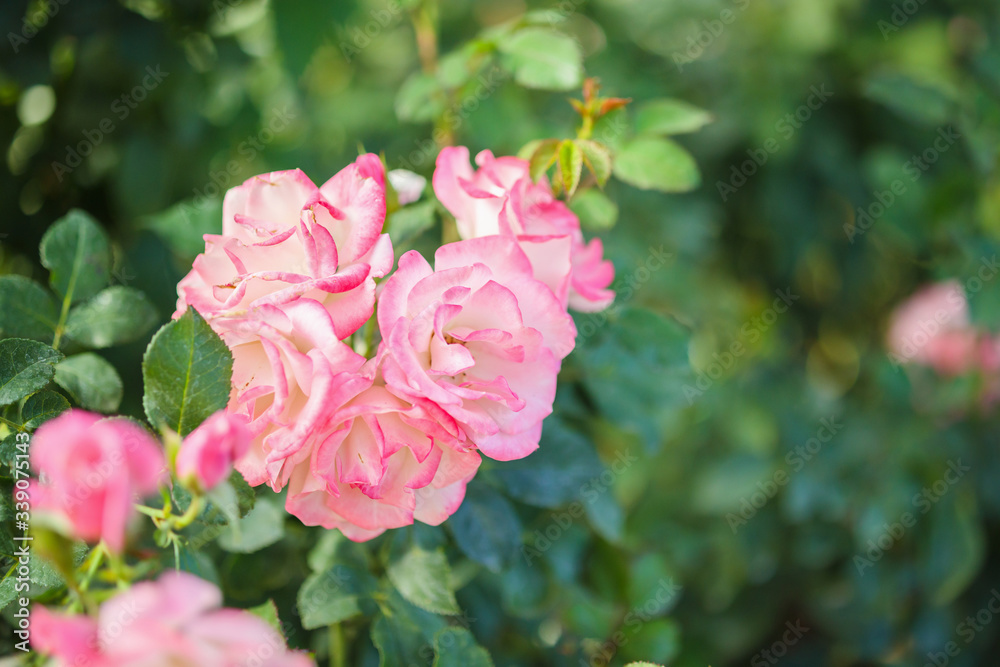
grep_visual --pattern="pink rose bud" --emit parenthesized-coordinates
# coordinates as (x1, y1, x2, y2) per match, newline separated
(32, 571, 316, 666)
(175, 411, 251, 491)
(29, 410, 165, 553)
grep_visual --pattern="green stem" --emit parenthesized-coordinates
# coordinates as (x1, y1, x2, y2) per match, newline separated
(329, 623, 346, 667)
(172, 495, 204, 530)
(0, 416, 23, 432)
(51, 295, 72, 350)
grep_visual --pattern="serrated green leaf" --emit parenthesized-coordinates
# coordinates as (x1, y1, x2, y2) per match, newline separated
(142, 307, 233, 436)
(64, 286, 159, 349)
(634, 98, 713, 136)
(499, 28, 582, 91)
(0, 339, 63, 406)
(39, 209, 112, 305)
(569, 189, 619, 230)
(448, 483, 522, 573)
(218, 496, 284, 553)
(54, 353, 123, 413)
(387, 546, 460, 615)
(558, 140, 583, 198)
(432, 627, 493, 667)
(248, 599, 283, 635)
(613, 137, 700, 193)
(576, 139, 613, 187)
(371, 591, 446, 667)
(298, 563, 376, 630)
(0, 275, 59, 343)
(20, 390, 70, 429)
(526, 139, 560, 182)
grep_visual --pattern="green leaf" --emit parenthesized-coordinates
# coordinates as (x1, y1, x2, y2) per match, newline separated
(54, 353, 123, 413)
(634, 98, 713, 136)
(864, 73, 954, 127)
(624, 663, 665, 667)
(432, 627, 493, 667)
(388, 201, 437, 250)
(526, 139, 560, 182)
(569, 189, 619, 230)
(218, 496, 284, 553)
(387, 545, 460, 615)
(140, 198, 222, 261)
(39, 209, 112, 305)
(142, 307, 233, 436)
(447, 483, 522, 573)
(64, 286, 159, 349)
(499, 28, 583, 91)
(248, 599, 283, 635)
(613, 137, 701, 193)
(495, 419, 603, 508)
(298, 563, 377, 630)
(576, 139, 613, 187)
(557, 140, 583, 198)
(20, 390, 70, 429)
(371, 591, 446, 667)
(0, 339, 63, 406)
(0, 275, 59, 342)
(396, 72, 444, 123)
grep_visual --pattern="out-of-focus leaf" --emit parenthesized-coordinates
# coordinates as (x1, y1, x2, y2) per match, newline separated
(432, 627, 493, 667)
(387, 545, 460, 615)
(54, 353, 123, 413)
(218, 497, 285, 553)
(570, 189, 618, 230)
(447, 483, 522, 573)
(64, 286, 158, 349)
(577, 139, 613, 186)
(298, 563, 377, 630)
(371, 591, 446, 667)
(613, 137, 700, 193)
(396, 72, 444, 123)
(498, 28, 583, 91)
(634, 98, 713, 136)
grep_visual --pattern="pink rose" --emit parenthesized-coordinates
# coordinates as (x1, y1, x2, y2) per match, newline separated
(176, 155, 392, 339)
(32, 571, 315, 667)
(433, 146, 615, 312)
(887, 281, 979, 375)
(377, 236, 577, 461)
(284, 378, 481, 541)
(29, 410, 164, 553)
(175, 411, 251, 491)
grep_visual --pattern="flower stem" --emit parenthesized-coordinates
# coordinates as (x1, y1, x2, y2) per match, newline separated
(329, 622, 346, 667)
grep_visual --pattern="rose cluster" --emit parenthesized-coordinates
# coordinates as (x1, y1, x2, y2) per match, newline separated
(174, 149, 614, 540)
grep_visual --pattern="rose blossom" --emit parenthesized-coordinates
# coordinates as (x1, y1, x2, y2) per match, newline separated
(433, 146, 615, 312)
(219, 297, 477, 540)
(29, 410, 164, 553)
(175, 154, 392, 340)
(377, 235, 577, 461)
(887, 281, 981, 375)
(32, 571, 314, 667)
(175, 411, 251, 491)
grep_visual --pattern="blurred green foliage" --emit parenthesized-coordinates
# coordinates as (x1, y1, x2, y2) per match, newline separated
(3, 0, 1000, 665)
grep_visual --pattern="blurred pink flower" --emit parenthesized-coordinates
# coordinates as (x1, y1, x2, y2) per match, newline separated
(175, 411, 251, 491)
(377, 236, 577, 461)
(32, 571, 315, 667)
(887, 281, 979, 375)
(175, 155, 392, 340)
(29, 410, 164, 553)
(433, 146, 615, 312)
